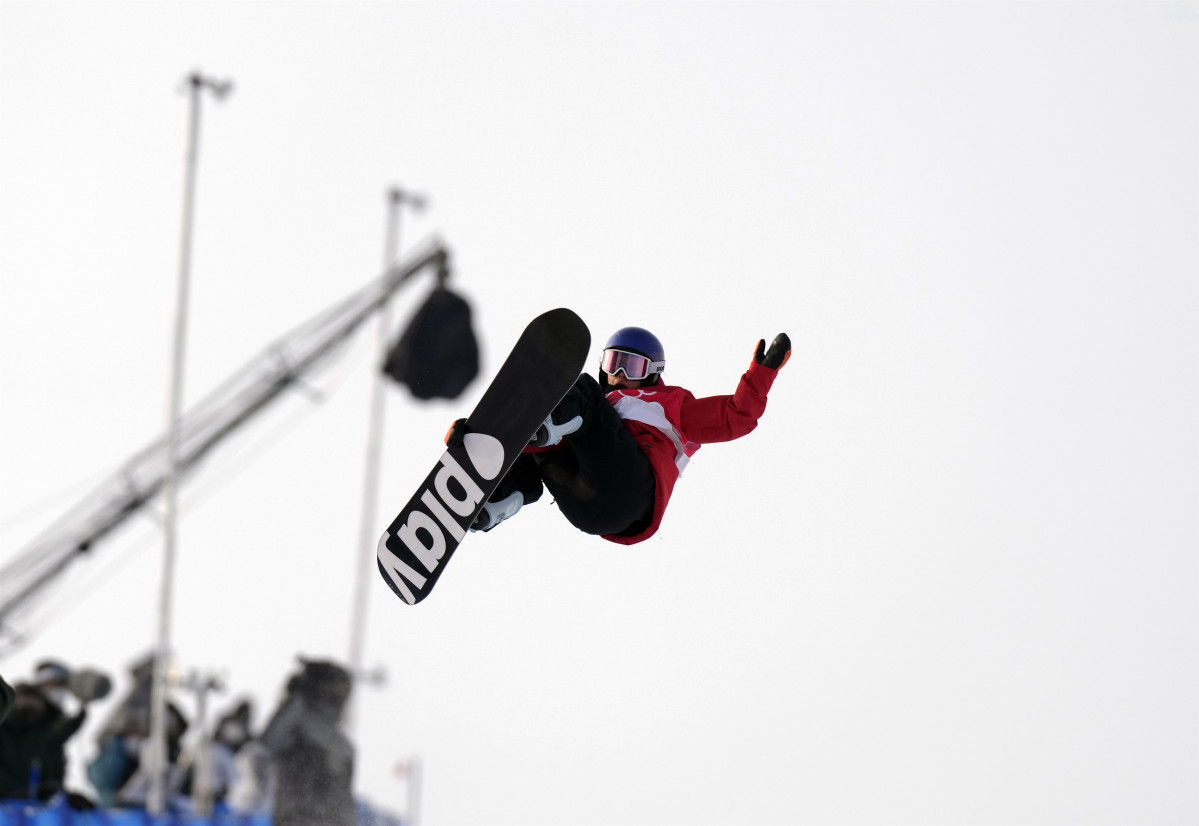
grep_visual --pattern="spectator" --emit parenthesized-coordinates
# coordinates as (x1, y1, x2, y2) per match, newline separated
(224, 699, 272, 817)
(89, 656, 153, 808)
(111, 703, 189, 809)
(32, 662, 73, 713)
(260, 659, 355, 826)
(187, 699, 254, 810)
(226, 739, 273, 816)
(0, 682, 89, 803)
(87, 706, 144, 808)
(94, 655, 154, 747)
(87, 654, 187, 809)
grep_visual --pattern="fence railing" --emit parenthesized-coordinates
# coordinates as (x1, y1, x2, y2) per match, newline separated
(0, 798, 405, 826)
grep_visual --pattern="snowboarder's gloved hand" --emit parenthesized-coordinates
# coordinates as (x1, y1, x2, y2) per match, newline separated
(754, 333, 792, 370)
(444, 417, 468, 449)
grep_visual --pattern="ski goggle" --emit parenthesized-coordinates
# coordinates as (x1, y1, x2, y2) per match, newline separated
(601, 348, 663, 380)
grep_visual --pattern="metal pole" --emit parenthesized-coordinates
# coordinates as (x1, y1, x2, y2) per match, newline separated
(347, 186, 425, 732)
(148, 71, 231, 816)
(182, 670, 224, 817)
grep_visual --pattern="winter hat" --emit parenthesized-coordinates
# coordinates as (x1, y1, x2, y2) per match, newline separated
(34, 660, 71, 685)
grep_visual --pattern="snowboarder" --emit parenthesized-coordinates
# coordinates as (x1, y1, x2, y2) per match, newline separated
(447, 327, 791, 543)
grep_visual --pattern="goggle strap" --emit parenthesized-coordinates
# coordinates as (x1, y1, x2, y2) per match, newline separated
(601, 348, 664, 380)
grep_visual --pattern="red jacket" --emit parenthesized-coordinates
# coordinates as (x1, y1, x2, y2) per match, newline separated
(602, 358, 779, 544)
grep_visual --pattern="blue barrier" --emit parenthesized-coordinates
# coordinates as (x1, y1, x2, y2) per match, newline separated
(0, 799, 401, 826)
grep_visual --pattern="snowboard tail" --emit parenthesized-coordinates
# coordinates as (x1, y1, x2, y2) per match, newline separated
(377, 308, 590, 604)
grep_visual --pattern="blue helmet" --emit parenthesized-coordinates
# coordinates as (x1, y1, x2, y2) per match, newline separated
(599, 326, 666, 387)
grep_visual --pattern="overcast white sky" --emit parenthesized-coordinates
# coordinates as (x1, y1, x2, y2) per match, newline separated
(1, 2, 1196, 825)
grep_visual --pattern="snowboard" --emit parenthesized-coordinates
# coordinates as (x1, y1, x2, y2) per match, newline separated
(377, 308, 591, 604)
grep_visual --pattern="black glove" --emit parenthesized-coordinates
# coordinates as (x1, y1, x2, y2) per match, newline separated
(753, 333, 791, 370)
(444, 417, 468, 449)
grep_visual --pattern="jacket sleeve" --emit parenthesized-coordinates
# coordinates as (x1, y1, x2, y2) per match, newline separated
(49, 709, 87, 747)
(679, 359, 778, 444)
(260, 697, 303, 755)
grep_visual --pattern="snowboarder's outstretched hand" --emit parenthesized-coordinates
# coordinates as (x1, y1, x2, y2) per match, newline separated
(754, 333, 792, 370)
(444, 417, 468, 449)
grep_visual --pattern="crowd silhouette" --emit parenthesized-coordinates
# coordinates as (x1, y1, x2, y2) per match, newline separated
(0, 655, 361, 826)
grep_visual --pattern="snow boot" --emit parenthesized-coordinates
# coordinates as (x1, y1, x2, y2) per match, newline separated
(470, 490, 524, 532)
(528, 377, 592, 448)
(443, 417, 528, 531)
(528, 414, 583, 448)
(464, 453, 543, 533)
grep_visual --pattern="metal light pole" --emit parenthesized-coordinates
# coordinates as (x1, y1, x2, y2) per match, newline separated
(178, 670, 225, 817)
(347, 186, 426, 731)
(148, 70, 231, 816)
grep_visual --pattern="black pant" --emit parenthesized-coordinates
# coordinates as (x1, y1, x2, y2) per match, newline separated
(496, 374, 655, 536)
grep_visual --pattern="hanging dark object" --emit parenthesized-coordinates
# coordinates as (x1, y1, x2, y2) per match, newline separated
(384, 286, 480, 400)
